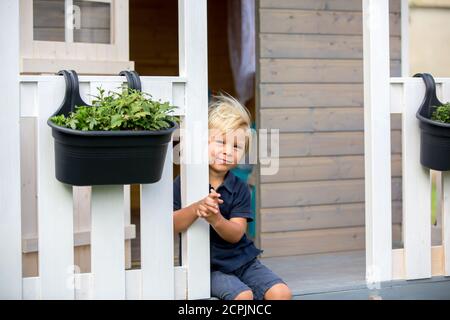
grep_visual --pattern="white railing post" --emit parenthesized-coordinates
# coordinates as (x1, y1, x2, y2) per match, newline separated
(0, 0, 22, 299)
(178, 0, 210, 299)
(402, 80, 431, 279)
(140, 138, 175, 299)
(91, 185, 126, 299)
(36, 80, 75, 299)
(363, 0, 393, 283)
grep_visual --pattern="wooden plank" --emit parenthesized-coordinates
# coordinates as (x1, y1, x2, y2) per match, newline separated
(363, 0, 393, 282)
(261, 201, 403, 233)
(270, 131, 401, 157)
(140, 142, 175, 299)
(178, 0, 210, 300)
(443, 171, 450, 276)
(260, 108, 402, 132)
(261, 225, 402, 257)
(261, 227, 366, 257)
(259, 0, 401, 12)
(260, 34, 401, 60)
(0, 0, 22, 299)
(260, 178, 402, 208)
(260, 59, 401, 83)
(260, 83, 364, 108)
(260, 154, 402, 183)
(36, 80, 75, 299)
(260, 9, 400, 36)
(91, 185, 126, 299)
(402, 81, 431, 280)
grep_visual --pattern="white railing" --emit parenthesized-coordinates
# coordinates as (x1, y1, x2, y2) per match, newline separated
(389, 78, 450, 280)
(0, 0, 210, 300)
(364, 0, 450, 284)
(16, 76, 188, 300)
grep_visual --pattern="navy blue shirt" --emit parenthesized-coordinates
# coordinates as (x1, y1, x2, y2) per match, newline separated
(173, 171, 263, 273)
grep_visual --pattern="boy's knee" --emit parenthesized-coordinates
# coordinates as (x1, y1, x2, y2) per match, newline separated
(234, 289, 253, 300)
(264, 283, 292, 300)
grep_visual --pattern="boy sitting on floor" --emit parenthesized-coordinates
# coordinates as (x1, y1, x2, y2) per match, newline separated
(173, 94, 292, 300)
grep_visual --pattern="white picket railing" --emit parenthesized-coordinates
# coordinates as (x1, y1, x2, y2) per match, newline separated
(389, 78, 450, 280)
(363, 0, 450, 284)
(17, 76, 188, 300)
(0, 0, 210, 300)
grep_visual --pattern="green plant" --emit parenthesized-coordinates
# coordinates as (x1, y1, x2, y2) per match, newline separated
(431, 102, 450, 124)
(51, 86, 179, 131)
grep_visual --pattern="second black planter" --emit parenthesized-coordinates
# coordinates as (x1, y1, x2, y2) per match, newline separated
(415, 73, 450, 171)
(47, 70, 178, 186)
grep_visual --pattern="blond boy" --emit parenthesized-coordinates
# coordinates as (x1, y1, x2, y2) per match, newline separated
(173, 94, 291, 300)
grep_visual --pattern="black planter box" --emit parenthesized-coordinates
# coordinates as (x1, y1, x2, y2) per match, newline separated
(415, 73, 450, 171)
(47, 70, 177, 186)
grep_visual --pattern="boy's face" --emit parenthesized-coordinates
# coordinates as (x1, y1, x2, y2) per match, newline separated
(208, 128, 247, 174)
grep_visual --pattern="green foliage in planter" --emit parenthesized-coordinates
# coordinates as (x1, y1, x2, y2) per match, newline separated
(431, 102, 450, 124)
(51, 87, 179, 131)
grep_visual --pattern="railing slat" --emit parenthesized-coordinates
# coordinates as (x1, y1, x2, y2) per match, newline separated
(0, 0, 22, 299)
(443, 172, 450, 276)
(441, 82, 450, 277)
(402, 81, 431, 280)
(140, 141, 175, 299)
(91, 185, 126, 299)
(37, 80, 75, 299)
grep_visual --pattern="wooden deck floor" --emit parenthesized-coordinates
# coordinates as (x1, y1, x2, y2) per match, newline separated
(261, 250, 450, 300)
(261, 250, 367, 297)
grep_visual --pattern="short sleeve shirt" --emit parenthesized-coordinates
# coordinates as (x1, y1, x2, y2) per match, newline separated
(173, 170, 263, 273)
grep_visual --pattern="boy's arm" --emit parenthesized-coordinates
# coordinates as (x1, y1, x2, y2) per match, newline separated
(173, 201, 200, 234)
(210, 216, 246, 244)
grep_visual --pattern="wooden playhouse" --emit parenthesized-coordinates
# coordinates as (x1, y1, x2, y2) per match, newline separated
(1, 0, 450, 299)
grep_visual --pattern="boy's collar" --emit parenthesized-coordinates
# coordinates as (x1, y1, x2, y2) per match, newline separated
(209, 170, 235, 193)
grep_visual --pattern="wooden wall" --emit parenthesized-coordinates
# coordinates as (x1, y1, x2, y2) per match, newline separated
(256, 0, 403, 257)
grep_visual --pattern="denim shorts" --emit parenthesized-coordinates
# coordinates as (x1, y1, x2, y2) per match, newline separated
(211, 258, 286, 300)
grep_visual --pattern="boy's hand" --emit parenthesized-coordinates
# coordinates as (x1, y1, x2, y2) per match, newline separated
(196, 189, 224, 226)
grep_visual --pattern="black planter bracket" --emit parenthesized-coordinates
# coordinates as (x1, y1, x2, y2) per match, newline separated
(119, 70, 142, 91)
(53, 70, 90, 117)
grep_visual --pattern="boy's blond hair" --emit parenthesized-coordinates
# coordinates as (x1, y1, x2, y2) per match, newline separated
(208, 93, 252, 153)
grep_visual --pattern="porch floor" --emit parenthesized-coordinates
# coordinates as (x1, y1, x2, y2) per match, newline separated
(261, 250, 450, 300)
(260, 250, 367, 298)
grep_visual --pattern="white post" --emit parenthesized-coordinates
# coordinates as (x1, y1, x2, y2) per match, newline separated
(140, 143, 175, 299)
(0, 0, 22, 299)
(91, 185, 126, 299)
(178, 0, 210, 299)
(402, 80, 431, 280)
(37, 80, 75, 299)
(363, 0, 393, 283)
